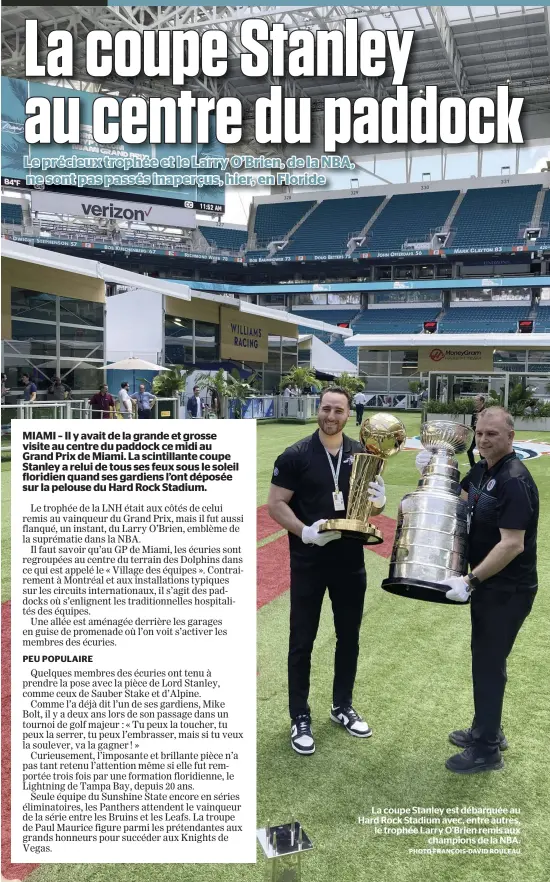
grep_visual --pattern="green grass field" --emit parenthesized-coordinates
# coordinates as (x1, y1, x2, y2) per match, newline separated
(2, 414, 550, 881)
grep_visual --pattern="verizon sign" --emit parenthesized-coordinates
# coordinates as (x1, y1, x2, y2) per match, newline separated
(31, 191, 196, 228)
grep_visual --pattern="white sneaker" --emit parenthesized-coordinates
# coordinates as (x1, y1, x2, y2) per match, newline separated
(291, 714, 315, 755)
(330, 705, 372, 738)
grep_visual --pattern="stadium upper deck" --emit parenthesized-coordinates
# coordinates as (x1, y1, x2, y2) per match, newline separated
(4, 173, 550, 270)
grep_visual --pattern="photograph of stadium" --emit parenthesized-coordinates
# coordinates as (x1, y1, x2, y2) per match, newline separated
(2, 3, 550, 881)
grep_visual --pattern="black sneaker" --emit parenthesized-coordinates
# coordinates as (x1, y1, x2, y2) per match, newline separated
(330, 705, 372, 738)
(445, 746, 504, 774)
(449, 727, 508, 751)
(290, 714, 315, 755)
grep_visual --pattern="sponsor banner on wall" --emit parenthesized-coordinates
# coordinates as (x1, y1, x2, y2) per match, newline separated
(31, 191, 196, 228)
(220, 307, 269, 363)
(418, 346, 494, 372)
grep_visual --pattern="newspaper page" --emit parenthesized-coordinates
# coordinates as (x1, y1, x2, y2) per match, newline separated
(1, 3, 549, 882)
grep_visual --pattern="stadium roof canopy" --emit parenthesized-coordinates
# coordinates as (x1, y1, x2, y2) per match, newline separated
(2, 4, 550, 154)
(2, 240, 351, 337)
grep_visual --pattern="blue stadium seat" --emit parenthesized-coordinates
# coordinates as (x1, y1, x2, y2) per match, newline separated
(293, 309, 359, 356)
(352, 307, 441, 334)
(292, 309, 358, 326)
(438, 306, 530, 334)
(365, 191, 459, 251)
(199, 226, 247, 251)
(1, 202, 23, 225)
(450, 186, 540, 248)
(536, 305, 550, 332)
(283, 197, 385, 256)
(329, 338, 355, 361)
(532, 189, 550, 248)
(253, 201, 316, 247)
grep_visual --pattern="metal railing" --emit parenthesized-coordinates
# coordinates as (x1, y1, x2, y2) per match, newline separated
(228, 394, 421, 420)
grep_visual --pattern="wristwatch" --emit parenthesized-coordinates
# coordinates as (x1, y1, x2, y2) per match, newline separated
(466, 573, 481, 592)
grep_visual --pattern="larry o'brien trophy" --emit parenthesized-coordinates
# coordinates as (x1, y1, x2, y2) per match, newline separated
(382, 419, 474, 604)
(319, 412, 406, 544)
(257, 821, 313, 881)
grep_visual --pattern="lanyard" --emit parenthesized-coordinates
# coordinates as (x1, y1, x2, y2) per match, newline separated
(473, 474, 491, 505)
(324, 445, 343, 492)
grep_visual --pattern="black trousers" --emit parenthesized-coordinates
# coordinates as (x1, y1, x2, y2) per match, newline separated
(470, 588, 535, 754)
(356, 404, 364, 425)
(288, 565, 366, 719)
(138, 410, 152, 419)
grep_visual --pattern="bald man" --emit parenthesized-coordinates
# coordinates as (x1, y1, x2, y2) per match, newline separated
(436, 407, 539, 774)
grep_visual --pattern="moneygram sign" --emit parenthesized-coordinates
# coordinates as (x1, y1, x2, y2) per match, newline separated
(419, 347, 494, 372)
(31, 191, 196, 228)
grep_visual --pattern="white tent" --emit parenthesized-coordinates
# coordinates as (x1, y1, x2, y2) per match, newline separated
(300, 335, 357, 375)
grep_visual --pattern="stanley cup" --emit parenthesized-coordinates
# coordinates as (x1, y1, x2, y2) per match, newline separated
(320, 412, 406, 545)
(382, 420, 474, 604)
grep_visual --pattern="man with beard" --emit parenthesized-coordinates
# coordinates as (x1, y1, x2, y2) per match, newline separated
(267, 387, 385, 755)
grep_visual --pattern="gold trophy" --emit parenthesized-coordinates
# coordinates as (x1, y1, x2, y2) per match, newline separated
(319, 412, 406, 544)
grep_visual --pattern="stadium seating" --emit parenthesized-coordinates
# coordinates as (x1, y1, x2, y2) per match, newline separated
(450, 186, 540, 248)
(199, 226, 247, 252)
(283, 196, 385, 256)
(365, 191, 459, 251)
(352, 307, 441, 334)
(533, 189, 550, 248)
(438, 306, 530, 333)
(329, 337, 355, 361)
(253, 200, 316, 247)
(291, 309, 359, 326)
(1, 202, 23, 225)
(536, 305, 550, 332)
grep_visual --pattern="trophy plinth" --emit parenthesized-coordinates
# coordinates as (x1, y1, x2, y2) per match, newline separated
(319, 413, 406, 545)
(321, 517, 383, 544)
(382, 420, 474, 604)
(257, 821, 313, 881)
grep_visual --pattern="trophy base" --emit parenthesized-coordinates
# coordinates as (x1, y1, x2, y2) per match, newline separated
(320, 519, 383, 545)
(381, 576, 468, 605)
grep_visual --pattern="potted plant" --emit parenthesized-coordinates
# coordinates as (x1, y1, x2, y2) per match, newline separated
(196, 368, 257, 419)
(151, 365, 189, 398)
(279, 365, 317, 394)
(335, 372, 367, 399)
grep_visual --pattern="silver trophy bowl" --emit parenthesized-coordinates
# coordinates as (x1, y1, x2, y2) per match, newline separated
(382, 420, 474, 604)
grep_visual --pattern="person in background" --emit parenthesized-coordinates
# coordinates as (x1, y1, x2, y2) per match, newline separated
(47, 376, 71, 401)
(1, 373, 10, 405)
(21, 373, 37, 403)
(187, 385, 203, 419)
(131, 383, 156, 419)
(118, 381, 134, 419)
(468, 394, 487, 468)
(89, 384, 115, 419)
(209, 387, 220, 418)
(353, 389, 367, 426)
(282, 384, 292, 416)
